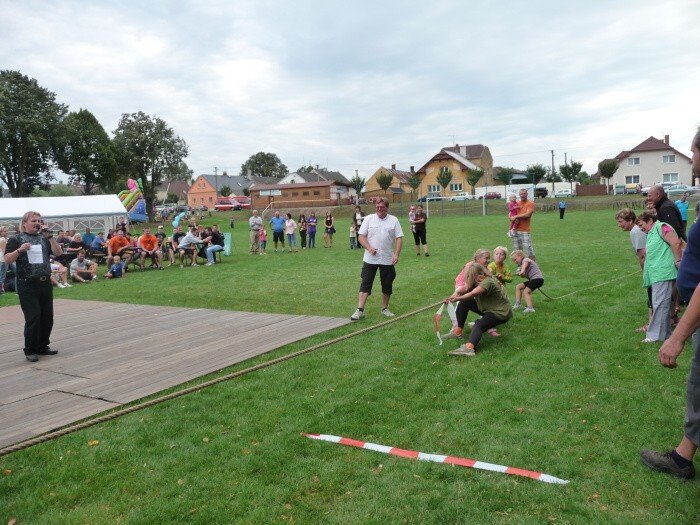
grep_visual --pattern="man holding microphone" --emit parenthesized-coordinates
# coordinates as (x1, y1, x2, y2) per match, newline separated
(5, 211, 63, 362)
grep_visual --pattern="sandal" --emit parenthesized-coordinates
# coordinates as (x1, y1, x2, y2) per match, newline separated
(634, 325, 648, 332)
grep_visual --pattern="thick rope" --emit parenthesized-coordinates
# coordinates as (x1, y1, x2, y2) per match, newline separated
(0, 301, 442, 457)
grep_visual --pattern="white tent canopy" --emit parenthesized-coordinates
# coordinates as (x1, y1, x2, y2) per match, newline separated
(0, 195, 129, 233)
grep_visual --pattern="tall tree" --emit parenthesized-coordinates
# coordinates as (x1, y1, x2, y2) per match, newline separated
(0, 70, 67, 196)
(559, 161, 582, 192)
(219, 185, 232, 197)
(525, 163, 547, 186)
(494, 167, 515, 189)
(112, 112, 189, 220)
(240, 152, 288, 178)
(465, 167, 484, 196)
(349, 173, 366, 203)
(597, 160, 619, 192)
(376, 172, 394, 196)
(436, 167, 453, 197)
(55, 109, 117, 195)
(406, 172, 422, 200)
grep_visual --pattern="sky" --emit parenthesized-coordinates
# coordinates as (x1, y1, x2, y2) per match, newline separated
(3, 0, 700, 183)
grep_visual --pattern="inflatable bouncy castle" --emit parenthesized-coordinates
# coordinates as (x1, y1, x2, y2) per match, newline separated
(118, 178, 148, 223)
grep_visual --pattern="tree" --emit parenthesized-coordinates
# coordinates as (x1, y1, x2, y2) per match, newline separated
(349, 173, 366, 202)
(559, 161, 582, 192)
(296, 165, 314, 173)
(55, 109, 117, 195)
(406, 172, 421, 200)
(465, 167, 484, 196)
(376, 172, 394, 196)
(219, 185, 232, 197)
(112, 111, 189, 221)
(525, 163, 547, 186)
(436, 167, 453, 197)
(166, 192, 179, 203)
(240, 152, 288, 178)
(494, 167, 515, 190)
(577, 171, 592, 185)
(598, 160, 619, 192)
(0, 70, 67, 196)
(32, 183, 76, 197)
(544, 166, 562, 183)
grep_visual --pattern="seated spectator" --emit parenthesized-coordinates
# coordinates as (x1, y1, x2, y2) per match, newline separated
(204, 224, 225, 265)
(65, 233, 87, 253)
(90, 232, 108, 255)
(106, 230, 134, 268)
(104, 255, 126, 279)
(138, 227, 164, 270)
(56, 230, 71, 245)
(50, 259, 72, 288)
(155, 225, 175, 266)
(177, 224, 201, 267)
(82, 227, 96, 247)
(70, 250, 98, 283)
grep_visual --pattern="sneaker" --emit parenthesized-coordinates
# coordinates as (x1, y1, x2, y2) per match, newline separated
(191, 263, 199, 267)
(350, 309, 365, 321)
(640, 449, 695, 479)
(523, 307, 535, 313)
(425, 253, 430, 257)
(448, 345, 476, 357)
(512, 302, 522, 309)
(642, 338, 658, 343)
(205, 262, 214, 266)
(57, 282, 66, 288)
(92, 275, 98, 280)
(381, 308, 395, 317)
(64, 283, 72, 288)
(180, 263, 184, 268)
(441, 329, 462, 340)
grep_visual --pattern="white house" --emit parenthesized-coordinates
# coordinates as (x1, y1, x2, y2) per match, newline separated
(611, 135, 693, 188)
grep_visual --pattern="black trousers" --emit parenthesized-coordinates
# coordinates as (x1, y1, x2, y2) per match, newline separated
(17, 278, 54, 355)
(456, 298, 508, 347)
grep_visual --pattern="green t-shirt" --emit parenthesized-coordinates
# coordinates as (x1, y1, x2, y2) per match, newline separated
(475, 276, 513, 321)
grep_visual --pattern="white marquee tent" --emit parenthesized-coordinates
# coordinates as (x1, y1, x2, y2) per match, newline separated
(0, 195, 129, 233)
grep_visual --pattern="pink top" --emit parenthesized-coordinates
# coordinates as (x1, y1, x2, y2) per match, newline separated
(508, 201, 520, 219)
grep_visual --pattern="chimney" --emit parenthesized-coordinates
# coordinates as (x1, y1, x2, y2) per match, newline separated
(664, 134, 669, 145)
(410, 166, 414, 173)
(391, 164, 396, 170)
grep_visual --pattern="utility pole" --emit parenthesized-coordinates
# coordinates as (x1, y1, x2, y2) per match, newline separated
(214, 166, 218, 195)
(551, 150, 556, 193)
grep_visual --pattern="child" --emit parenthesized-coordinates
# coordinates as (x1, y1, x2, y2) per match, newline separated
(259, 226, 267, 255)
(105, 255, 126, 279)
(409, 206, 416, 234)
(507, 194, 520, 237)
(510, 249, 544, 313)
(349, 222, 358, 249)
(487, 246, 513, 286)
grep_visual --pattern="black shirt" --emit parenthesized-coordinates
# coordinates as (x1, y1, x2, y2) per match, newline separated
(6, 233, 52, 279)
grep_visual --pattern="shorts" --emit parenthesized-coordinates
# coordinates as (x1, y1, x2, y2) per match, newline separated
(359, 262, 396, 296)
(413, 230, 427, 246)
(524, 278, 544, 291)
(512, 231, 535, 257)
(273, 230, 284, 243)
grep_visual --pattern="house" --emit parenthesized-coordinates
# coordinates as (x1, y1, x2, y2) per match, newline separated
(187, 174, 254, 208)
(279, 168, 351, 186)
(415, 144, 494, 198)
(363, 165, 416, 203)
(155, 180, 190, 204)
(250, 180, 353, 210)
(607, 135, 692, 189)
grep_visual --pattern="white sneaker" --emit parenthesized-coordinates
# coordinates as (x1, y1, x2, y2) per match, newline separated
(191, 263, 199, 267)
(205, 262, 214, 266)
(57, 282, 66, 288)
(448, 345, 476, 357)
(92, 275, 97, 280)
(64, 283, 72, 287)
(512, 302, 522, 309)
(350, 309, 365, 321)
(381, 308, 395, 317)
(523, 307, 535, 313)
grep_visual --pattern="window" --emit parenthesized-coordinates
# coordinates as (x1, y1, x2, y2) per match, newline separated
(208, 197, 213, 203)
(449, 183, 463, 192)
(625, 176, 640, 184)
(662, 173, 679, 183)
(662, 155, 676, 164)
(627, 157, 640, 166)
(303, 191, 309, 196)
(292, 192, 298, 197)
(313, 191, 320, 196)
(428, 184, 440, 193)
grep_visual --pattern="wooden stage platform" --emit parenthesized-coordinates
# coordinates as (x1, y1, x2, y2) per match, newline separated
(0, 299, 350, 450)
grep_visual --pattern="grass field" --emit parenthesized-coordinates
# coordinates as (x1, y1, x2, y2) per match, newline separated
(1, 206, 699, 524)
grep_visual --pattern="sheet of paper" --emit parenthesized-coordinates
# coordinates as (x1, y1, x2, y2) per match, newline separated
(28, 244, 44, 264)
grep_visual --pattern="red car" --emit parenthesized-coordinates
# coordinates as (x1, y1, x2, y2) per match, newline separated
(479, 192, 502, 200)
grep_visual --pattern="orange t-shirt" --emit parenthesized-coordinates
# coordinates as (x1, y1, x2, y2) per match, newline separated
(515, 200, 535, 233)
(139, 234, 159, 251)
(108, 236, 130, 254)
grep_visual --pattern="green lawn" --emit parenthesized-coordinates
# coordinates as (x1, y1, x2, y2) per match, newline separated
(1, 207, 699, 524)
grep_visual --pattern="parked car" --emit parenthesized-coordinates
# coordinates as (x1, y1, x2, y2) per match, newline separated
(665, 184, 698, 196)
(534, 187, 548, 198)
(449, 192, 476, 201)
(554, 188, 575, 198)
(478, 192, 502, 200)
(214, 198, 242, 211)
(193, 205, 209, 211)
(641, 182, 674, 196)
(417, 193, 444, 202)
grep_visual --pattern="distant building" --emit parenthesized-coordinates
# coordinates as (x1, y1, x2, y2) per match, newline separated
(250, 180, 353, 210)
(415, 144, 494, 198)
(363, 165, 415, 203)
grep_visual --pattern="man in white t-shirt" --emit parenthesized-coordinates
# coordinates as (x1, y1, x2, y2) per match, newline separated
(350, 198, 404, 320)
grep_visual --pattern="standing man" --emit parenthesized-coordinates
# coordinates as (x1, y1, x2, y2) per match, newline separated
(511, 188, 536, 260)
(647, 185, 686, 241)
(4, 211, 63, 362)
(350, 198, 404, 320)
(410, 204, 429, 256)
(675, 192, 690, 238)
(269, 211, 286, 252)
(640, 128, 700, 480)
(558, 200, 567, 219)
(249, 209, 263, 255)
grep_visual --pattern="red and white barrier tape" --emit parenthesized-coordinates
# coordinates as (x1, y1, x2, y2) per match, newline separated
(302, 433, 569, 485)
(434, 301, 457, 345)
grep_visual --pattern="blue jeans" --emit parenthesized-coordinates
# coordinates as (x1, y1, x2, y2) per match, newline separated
(206, 245, 224, 263)
(0, 262, 6, 291)
(308, 231, 316, 248)
(287, 234, 298, 248)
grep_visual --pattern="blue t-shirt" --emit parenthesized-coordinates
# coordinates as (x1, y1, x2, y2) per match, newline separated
(677, 222, 699, 302)
(675, 199, 689, 221)
(109, 262, 125, 278)
(269, 216, 286, 232)
(82, 233, 96, 246)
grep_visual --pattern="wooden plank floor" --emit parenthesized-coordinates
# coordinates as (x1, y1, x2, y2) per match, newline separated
(0, 299, 350, 449)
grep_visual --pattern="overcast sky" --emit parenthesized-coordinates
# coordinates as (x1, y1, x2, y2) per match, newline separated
(4, 0, 700, 182)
